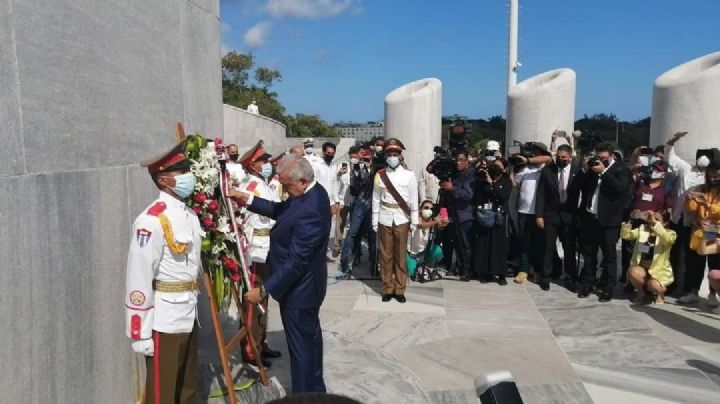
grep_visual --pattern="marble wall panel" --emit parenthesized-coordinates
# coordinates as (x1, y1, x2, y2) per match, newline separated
(0, 0, 25, 176)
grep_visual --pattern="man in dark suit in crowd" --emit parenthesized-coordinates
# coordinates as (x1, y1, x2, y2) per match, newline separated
(231, 155, 331, 393)
(577, 142, 632, 302)
(535, 144, 583, 291)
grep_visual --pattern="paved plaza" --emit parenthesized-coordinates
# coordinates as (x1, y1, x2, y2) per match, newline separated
(199, 259, 720, 404)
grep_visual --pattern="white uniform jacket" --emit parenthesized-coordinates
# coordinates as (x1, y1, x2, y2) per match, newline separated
(240, 174, 281, 263)
(372, 166, 419, 228)
(125, 191, 204, 340)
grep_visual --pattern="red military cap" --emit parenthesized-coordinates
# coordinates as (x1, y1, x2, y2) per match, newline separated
(384, 138, 406, 153)
(239, 140, 272, 169)
(140, 139, 192, 176)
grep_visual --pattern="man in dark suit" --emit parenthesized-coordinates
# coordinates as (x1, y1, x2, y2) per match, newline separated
(535, 144, 583, 291)
(231, 155, 330, 393)
(577, 142, 632, 302)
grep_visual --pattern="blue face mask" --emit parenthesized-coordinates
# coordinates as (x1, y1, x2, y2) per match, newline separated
(261, 163, 273, 179)
(386, 156, 400, 169)
(170, 173, 196, 199)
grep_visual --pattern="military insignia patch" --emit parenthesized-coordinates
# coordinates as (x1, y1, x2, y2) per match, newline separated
(129, 290, 146, 306)
(136, 228, 152, 247)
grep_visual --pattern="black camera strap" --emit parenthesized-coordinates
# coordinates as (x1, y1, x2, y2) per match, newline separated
(379, 169, 412, 217)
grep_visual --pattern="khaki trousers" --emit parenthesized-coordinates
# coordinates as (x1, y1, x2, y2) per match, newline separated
(243, 262, 268, 360)
(333, 206, 350, 250)
(145, 325, 198, 404)
(378, 222, 410, 295)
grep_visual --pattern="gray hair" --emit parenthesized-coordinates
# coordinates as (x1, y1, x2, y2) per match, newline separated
(277, 155, 315, 182)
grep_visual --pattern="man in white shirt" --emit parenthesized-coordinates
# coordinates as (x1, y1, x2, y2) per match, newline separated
(372, 138, 419, 303)
(226, 144, 246, 185)
(665, 132, 717, 305)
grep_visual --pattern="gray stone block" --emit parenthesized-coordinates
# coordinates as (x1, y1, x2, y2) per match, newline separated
(187, 0, 220, 18)
(223, 105, 287, 153)
(0, 167, 133, 403)
(182, 0, 223, 138)
(0, 0, 25, 176)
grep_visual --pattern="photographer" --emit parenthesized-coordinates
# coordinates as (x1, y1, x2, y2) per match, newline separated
(535, 144, 583, 291)
(407, 200, 449, 277)
(508, 142, 553, 284)
(622, 210, 676, 304)
(473, 158, 513, 285)
(666, 132, 719, 306)
(577, 142, 632, 302)
(439, 150, 477, 281)
(338, 147, 377, 276)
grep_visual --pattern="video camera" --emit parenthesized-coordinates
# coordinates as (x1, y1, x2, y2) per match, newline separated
(427, 146, 456, 182)
(574, 131, 603, 157)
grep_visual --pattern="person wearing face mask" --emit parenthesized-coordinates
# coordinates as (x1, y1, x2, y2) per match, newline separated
(339, 148, 378, 276)
(127, 138, 205, 403)
(225, 143, 246, 185)
(665, 132, 720, 306)
(332, 147, 360, 257)
(683, 162, 720, 308)
(535, 144, 583, 291)
(474, 158, 513, 285)
(406, 201, 448, 277)
(237, 140, 283, 367)
(577, 142, 632, 302)
(372, 138, 419, 303)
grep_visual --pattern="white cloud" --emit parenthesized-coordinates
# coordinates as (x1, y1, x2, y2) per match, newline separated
(266, 0, 361, 19)
(243, 21, 273, 48)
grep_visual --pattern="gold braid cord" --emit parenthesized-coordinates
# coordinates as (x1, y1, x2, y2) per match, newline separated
(158, 213, 189, 255)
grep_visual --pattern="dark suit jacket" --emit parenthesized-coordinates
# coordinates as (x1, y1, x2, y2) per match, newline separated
(247, 184, 331, 309)
(535, 161, 582, 225)
(579, 161, 632, 227)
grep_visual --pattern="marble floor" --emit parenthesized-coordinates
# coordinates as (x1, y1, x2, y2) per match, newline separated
(200, 258, 720, 403)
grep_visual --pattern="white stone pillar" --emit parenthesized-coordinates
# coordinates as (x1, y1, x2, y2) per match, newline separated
(508, 0, 519, 92)
(506, 68, 576, 150)
(384, 78, 443, 177)
(649, 51, 720, 162)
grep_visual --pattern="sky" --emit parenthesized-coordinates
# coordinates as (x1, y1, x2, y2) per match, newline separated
(220, 0, 720, 124)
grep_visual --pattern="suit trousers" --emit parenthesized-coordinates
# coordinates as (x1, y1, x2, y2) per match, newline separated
(281, 307, 326, 394)
(333, 205, 350, 251)
(454, 220, 476, 277)
(542, 219, 578, 280)
(243, 262, 268, 360)
(145, 325, 198, 404)
(378, 222, 410, 295)
(579, 216, 620, 290)
(518, 213, 544, 275)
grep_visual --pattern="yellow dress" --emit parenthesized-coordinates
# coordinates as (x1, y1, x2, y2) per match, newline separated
(621, 221, 676, 287)
(684, 187, 720, 251)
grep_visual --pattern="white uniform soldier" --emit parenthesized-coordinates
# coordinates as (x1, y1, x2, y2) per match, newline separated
(237, 141, 283, 366)
(126, 139, 204, 404)
(372, 138, 419, 304)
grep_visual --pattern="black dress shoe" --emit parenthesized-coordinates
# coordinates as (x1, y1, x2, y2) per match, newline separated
(496, 276, 507, 286)
(539, 280, 550, 291)
(577, 287, 591, 298)
(565, 278, 578, 293)
(261, 344, 282, 359)
(382, 294, 393, 302)
(394, 294, 406, 303)
(460, 274, 471, 282)
(598, 290, 613, 302)
(243, 355, 272, 368)
(479, 274, 490, 283)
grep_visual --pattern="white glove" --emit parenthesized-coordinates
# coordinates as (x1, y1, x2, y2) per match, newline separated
(131, 339, 154, 356)
(410, 224, 417, 233)
(372, 225, 378, 233)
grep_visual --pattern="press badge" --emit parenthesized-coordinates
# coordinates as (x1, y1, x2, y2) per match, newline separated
(641, 193, 653, 202)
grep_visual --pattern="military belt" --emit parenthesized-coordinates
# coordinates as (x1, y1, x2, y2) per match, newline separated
(152, 280, 198, 293)
(253, 229, 271, 237)
(381, 201, 400, 209)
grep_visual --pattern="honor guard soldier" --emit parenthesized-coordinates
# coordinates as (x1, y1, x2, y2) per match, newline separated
(126, 138, 204, 404)
(372, 138, 419, 303)
(238, 141, 283, 367)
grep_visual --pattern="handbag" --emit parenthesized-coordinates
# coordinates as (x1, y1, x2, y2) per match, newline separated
(476, 207, 496, 228)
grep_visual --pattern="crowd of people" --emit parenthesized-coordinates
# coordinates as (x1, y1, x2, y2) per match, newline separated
(297, 131, 720, 310)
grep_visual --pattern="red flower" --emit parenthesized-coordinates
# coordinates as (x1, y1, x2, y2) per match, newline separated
(221, 256, 240, 273)
(193, 193, 207, 204)
(201, 216, 216, 230)
(192, 205, 203, 215)
(229, 273, 241, 282)
(207, 199, 219, 213)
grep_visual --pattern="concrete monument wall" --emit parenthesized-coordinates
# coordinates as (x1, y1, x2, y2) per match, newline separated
(649, 51, 720, 162)
(223, 104, 287, 155)
(384, 78, 443, 177)
(0, 1, 222, 403)
(506, 68, 576, 150)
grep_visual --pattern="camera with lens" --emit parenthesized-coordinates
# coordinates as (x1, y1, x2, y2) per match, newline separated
(639, 235, 657, 262)
(427, 146, 456, 181)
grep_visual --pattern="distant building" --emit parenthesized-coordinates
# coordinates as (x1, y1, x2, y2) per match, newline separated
(334, 121, 385, 143)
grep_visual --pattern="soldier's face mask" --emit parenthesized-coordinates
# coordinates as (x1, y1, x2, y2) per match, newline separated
(166, 172, 195, 199)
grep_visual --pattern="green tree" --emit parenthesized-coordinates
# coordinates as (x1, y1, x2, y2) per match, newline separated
(255, 67, 282, 90)
(285, 114, 340, 138)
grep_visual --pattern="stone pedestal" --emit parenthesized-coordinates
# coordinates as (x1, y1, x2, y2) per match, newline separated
(506, 69, 576, 151)
(649, 51, 720, 162)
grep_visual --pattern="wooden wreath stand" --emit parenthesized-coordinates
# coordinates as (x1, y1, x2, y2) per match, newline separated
(175, 123, 269, 404)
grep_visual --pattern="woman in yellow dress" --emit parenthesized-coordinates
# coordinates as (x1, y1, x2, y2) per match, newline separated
(621, 210, 676, 304)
